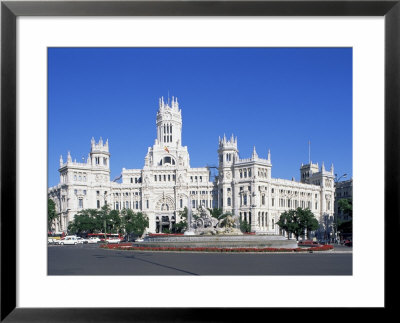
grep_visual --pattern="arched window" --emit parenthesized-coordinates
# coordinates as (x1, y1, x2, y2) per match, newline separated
(227, 197, 231, 206)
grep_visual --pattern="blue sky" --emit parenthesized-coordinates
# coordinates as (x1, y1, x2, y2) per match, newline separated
(48, 48, 352, 187)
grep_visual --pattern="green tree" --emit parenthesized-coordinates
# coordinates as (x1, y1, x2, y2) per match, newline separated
(48, 199, 58, 231)
(338, 198, 352, 218)
(123, 210, 149, 238)
(108, 209, 122, 233)
(277, 208, 319, 240)
(208, 208, 223, 219)
(173, 207, 188, 233)
(277, 209, 300, 240)
(337, 198, 353, 236)
(298, 208, 319, 239)
(97, 204, 122, 233)
(239, 218, 251, 233)
(67, 209, 99, 235)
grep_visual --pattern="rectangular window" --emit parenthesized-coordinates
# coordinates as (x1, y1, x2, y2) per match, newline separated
(78, 199, 83, 209)
(146, 200, 149, 209)
(97, 200, 100, 208)
(180, 199, 183, 208)
(154, 175, 157, 181)
(272, 198, 274, 207)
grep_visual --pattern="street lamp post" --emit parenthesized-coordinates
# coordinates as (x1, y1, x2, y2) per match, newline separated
(334, 173, 347, 244)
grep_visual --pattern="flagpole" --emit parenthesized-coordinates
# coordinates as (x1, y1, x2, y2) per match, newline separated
(308, 140, 311, 164)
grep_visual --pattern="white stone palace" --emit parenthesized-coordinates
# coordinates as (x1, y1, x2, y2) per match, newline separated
(48, 96, 335, 239)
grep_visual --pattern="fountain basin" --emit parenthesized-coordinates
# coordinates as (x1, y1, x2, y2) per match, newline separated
(133, 234, 298, 249)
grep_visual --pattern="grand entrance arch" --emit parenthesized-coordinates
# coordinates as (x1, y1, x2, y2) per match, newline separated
(155, 213, 176, 233)
(155, 195, 176, 233)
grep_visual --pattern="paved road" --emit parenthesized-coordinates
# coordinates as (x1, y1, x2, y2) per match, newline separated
(48, 244, 352, 275)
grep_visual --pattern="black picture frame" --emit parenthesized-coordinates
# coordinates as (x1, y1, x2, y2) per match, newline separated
(1, 0, 398, 321)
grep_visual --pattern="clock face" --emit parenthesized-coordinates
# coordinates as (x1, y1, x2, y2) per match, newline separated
(165, 113, 171, 120)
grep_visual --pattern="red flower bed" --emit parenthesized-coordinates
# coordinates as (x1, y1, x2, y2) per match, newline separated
(100, 244, 334, 253)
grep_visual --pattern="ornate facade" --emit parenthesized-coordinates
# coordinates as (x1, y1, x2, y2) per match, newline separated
(48, 96, 335, 238)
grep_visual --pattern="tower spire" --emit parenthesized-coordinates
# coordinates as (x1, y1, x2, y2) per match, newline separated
(252, 146, 258, 159)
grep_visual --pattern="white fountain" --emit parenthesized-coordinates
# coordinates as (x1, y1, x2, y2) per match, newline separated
(183, 198, 195, 235)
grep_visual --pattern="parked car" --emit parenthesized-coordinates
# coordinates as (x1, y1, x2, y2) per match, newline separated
(76, 237, 88, 244)
(106, 237, 121, 244)
(56, 236, 79, 245)
(87, 237, 101, 244)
